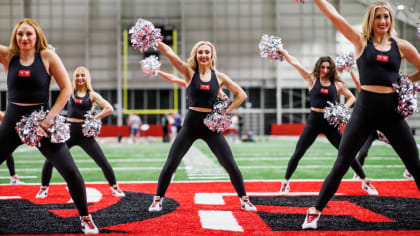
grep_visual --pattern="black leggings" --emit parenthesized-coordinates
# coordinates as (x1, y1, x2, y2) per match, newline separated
(357, 131, 378, 166)
(41, 122, 117, 186)
(285, 111, 367, 180)
(315, 90, 420, 211)
(6, 155, 15, 176)
(156, 109, 247, 197)
(0, 103, 88, 216)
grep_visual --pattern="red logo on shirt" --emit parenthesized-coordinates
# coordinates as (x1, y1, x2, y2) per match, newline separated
(75, 99, 83, 104)
(376, 55, 389, 62)
(200, 84, 210, 90)
(18, 70, 31, 77)
(320, 88, 329, 94)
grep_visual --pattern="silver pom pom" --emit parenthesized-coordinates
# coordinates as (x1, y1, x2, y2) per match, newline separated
(82, 110, 102, 138)
(15, 107, 70, 147)
(258, 34, 287, 61)
(140, 55, 161, 77)
(323, 101, 350, 128)
(296, 0, 305, 3)
(335, 52, 355, 73)
(203, 97, 233, 133)
(129, 18, 162, 52)
(392, 74, 420, 118)
(48, 115, 70, 143)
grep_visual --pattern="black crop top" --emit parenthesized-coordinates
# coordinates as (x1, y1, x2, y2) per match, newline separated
(309, 79, 337, 108)
(67, 91, 92, 119)
(357, 38, 401, 87)
(7, 53, 51, 103)
(187, 70, 219, 109)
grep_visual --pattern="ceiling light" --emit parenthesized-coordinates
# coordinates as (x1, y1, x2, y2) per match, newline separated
(397, 4, 405, 10)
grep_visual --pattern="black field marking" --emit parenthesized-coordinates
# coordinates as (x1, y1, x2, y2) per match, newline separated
(0, 192, 179, 234)
(252, 196, 420, 231)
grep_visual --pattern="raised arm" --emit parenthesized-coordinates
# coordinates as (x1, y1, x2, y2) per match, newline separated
(91, 91, 114, 119)
(217, 72, 247, 114)
(279, 48, 313, 86)
(349, 70, 361, 92)
(314, 0, 364, 56)
(157, 70, 187, 87)
(0, 111, 4, 121)
(157, 42, 193, 80)
(337, 82, 355, 109)
(41, 49, 72, 128)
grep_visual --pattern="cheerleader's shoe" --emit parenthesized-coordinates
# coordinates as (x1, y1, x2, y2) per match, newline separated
(149, 196, 163, 212)
(362, 181, 378, 195)
(80, 214, 99, 234)
(240, 196, 257, 211)
(279, 181, 290, 193)
(35, 186, 49, 199)
(403, 169, 414, 180)
(302, 207, 321, 230)
(10, 175, 24, 185)
(111, 185, 125, 197)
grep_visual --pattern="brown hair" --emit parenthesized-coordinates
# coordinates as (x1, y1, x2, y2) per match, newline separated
(8, 18, 49, 57)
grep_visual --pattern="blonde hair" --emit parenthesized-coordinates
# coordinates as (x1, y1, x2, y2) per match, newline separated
(187, 41, 217, 71)
(72, 66, 94, 98)
(362, 1, 397, 41)
(8, 18, 49, 58)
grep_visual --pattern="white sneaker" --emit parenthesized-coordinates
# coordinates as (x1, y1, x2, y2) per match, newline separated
(362, 181, 378, 195)
(10, 175, 24, 185)
(80, 214, 99, 234)
(352, 173, 360, 180)
(279, 181, 290, 193)
(35, 186, 49, 199)
(110, 185, 125, 197)
(302, 207, 321, 229)
(148, 196, 163, 212)
(403, 169, 414, 180)
(240, 196, 257, 211)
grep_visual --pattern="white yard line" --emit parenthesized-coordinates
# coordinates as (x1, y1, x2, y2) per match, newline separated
(182, 146, 228, 180)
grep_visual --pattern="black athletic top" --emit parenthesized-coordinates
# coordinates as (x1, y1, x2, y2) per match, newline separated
(309, 79, 337, 108)
(67, 91, 92, 119)
(187, 70, 219, 109)
(7, 53, 51, 103)
(357, 38, 401, 87)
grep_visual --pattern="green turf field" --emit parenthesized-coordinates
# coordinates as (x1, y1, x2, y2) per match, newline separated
(0, 136, 414, 184)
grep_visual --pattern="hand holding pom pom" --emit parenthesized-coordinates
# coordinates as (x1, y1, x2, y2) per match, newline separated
(258, 34, 287, 61)
(82, 110, 102, 138)
(15, 107, 70, 147)
(392, 74, 420, 118)
(323, 101, 350, 128)
(140, 55, 161, 77)
(129, 18, 162, 52)
(203, 97, 233, 132)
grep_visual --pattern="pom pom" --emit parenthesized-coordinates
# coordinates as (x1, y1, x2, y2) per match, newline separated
(48, 115, 70, 143)
(140, 55, 161, 77)
(335, 51, 355, 73)
(15, 107, 70, 147)
(323, 101, 350, 128)
(203, 97, 233, 132)
(376, 130, 389, 143)
(258, 34, 287, 61)
(392, 74, 420, 118)
(296, 0, 305, 3)
(82, 110, 102, 138)
(129, 18, 162, 52)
